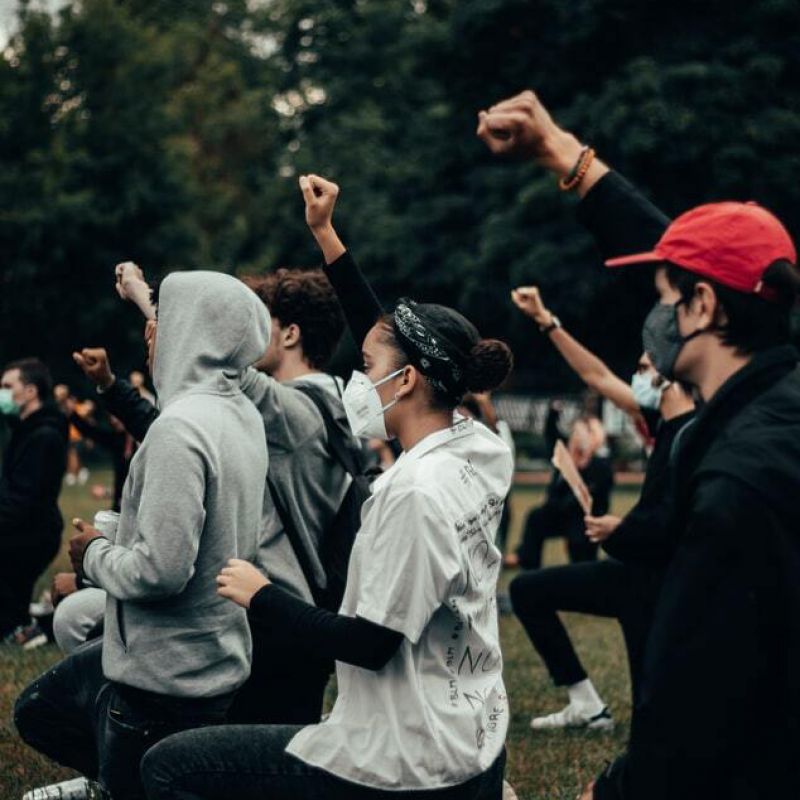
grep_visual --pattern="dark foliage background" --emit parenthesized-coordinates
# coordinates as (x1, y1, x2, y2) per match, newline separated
(2, 0, 799, 393)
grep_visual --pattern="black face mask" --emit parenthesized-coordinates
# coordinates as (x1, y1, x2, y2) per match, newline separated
(641, 300, 713, 381)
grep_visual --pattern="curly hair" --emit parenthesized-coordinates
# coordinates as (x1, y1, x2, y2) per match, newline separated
(243, 268, 345, 370)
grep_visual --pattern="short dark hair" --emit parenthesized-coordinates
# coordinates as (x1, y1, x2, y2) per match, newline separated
(666, 259, 800, 355)
(243, 268, 345, 370)
(2, 358, 53, 401)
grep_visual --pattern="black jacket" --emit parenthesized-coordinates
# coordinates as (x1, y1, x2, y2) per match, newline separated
(599, 349, 800, 800)
(0, 404, 68, 548)
(102, 379, 158, 444)
(603, 411, 695, 566)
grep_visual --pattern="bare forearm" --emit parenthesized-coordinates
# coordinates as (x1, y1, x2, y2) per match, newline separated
(311, 223, 347, 265)
(124, 280, 156, 320)
(548, 327, 638, 415)
(549, 327, 611, 385)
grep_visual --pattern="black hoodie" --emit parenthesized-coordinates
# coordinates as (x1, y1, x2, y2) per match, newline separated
(0, 404, 68, 549)
(597, 350, 800, 800)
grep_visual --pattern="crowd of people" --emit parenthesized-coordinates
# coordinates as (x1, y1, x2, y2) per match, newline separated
(1, 88, 799, 800)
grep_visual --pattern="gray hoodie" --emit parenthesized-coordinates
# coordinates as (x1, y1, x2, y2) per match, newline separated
(84, 271, 269, 698)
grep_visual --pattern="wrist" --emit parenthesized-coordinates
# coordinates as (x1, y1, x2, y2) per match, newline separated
(97, 373, 116, 392)
(538, 130, 584, 178)
(540, 315, 562, 334)
(311, 221, 335, 237)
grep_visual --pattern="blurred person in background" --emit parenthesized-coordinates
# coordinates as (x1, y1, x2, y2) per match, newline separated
(57, 391, 136, 513)
(0, 359, 67, 645)
(509, 286, 694, 732)
(129, 369, 155, 405)
(514, 415, 613, 571)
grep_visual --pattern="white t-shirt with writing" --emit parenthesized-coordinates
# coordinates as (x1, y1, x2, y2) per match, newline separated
(286, 418, 514, 790)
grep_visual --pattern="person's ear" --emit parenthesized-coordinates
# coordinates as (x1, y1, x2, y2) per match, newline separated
(282, 323, 302, 349)
(693, 282, 724, 328)
(394, 365, 417, 401)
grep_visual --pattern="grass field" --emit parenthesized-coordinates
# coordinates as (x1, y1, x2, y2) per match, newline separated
(0, 469, 641, 799)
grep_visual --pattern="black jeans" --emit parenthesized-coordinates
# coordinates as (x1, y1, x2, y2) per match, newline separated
(516, 505, 598, 570)
(141, 723, 506, 800)
(14, 638, 233, 800)
(0, 540, 59, 636)
(227, 613, 331, 725)
(509, 559, 659, 701)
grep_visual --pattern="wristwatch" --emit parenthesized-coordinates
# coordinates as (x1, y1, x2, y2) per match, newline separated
(540, 315, 562, 334)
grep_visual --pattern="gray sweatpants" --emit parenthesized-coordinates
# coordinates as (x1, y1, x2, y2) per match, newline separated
(53, 588, 106, 654)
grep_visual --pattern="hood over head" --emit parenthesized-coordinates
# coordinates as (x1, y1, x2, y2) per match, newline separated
(154, 271, 270, 406)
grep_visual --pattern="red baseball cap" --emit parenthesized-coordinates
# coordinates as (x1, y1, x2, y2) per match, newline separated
(605, 201, 796, 300)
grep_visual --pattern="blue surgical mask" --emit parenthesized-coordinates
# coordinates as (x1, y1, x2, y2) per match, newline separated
(0, 388, 20, 417)
(631, 371, 665, 411)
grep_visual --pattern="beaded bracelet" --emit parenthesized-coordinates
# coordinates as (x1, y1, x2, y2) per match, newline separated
(558, 146, 596, 192)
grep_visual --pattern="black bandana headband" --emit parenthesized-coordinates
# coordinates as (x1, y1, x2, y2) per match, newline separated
(393, 299, 475, 401)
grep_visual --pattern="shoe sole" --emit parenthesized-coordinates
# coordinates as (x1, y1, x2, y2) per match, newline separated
(22, 634, 48, 651)
(530, 718, 615, 732)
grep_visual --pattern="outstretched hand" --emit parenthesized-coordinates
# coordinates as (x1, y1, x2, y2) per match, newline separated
(73, 348, 115, 390)
(511, 287, 553, 328)
(216, 558, 270, 609)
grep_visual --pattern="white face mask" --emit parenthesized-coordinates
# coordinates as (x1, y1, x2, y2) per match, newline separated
(342, 368, 405, 440)
(631, 370, 666, 411)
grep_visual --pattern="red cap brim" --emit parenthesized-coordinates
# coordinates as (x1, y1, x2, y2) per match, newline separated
(604, 250, 664, 268)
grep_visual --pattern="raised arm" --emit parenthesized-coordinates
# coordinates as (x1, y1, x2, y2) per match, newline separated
(72, 348, 159, 443)
(299, 174, 385, 346)
(477, 90, 670, 263)
(511, 286, 641, 418)
(115, 262, 157, 321)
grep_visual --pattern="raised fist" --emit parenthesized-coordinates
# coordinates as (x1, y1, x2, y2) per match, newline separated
(73, 348, 114, 390)
(299, 174, 340, 231)
(476, 90, 563, 161)
(511, 286, 553, 327)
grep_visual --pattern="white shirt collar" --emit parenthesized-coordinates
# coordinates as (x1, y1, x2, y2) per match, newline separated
(371, 417, 475, 495)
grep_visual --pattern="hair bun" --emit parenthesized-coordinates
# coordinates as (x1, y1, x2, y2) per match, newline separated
(463, 339, 513, 394)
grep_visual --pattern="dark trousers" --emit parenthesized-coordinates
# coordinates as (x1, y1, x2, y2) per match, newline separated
(14, 638, 233, 800)
(227, 613, 331, 724)
(142, 723, 506, 800)
(0, 539, 59, 636)
(516, 505, 598, 570)
(509, 559, 659, 702)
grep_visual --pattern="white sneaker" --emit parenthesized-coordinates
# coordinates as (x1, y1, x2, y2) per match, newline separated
(530, 703, 614, 731)
(502, 780, 520, 800)
(22, 777, 107, 799)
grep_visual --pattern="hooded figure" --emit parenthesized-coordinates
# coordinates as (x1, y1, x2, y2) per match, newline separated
(83, 271, 270, 697)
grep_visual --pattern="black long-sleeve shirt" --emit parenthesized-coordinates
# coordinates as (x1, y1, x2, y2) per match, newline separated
(250, 583, 403, 670)
(322, 250, 385, 347)
(602, 411, 694, 566)
(101, 379, 159, 444)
